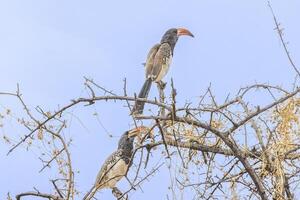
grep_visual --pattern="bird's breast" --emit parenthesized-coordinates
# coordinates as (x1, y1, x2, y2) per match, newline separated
(155, 55, 172, 82)
(99, 158, 128, 189)
(96, 150, 130, 190)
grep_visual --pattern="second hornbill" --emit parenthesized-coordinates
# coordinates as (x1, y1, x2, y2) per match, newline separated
(132, 28, 194, 115)
(84, 127, 144, 200)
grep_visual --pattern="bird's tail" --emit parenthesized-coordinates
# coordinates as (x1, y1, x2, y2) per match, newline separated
(82, 186, 97, 200)
(132, 78, 152, 115)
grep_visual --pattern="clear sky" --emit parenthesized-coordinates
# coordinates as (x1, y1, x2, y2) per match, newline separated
(0, 0, 299, 199)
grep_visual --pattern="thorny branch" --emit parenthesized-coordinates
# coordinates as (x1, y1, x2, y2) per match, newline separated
(2, 79, 300, 199)
(268, 1, 300, 77)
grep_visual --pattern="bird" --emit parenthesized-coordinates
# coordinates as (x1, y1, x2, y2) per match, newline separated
(84, 127, 144, 200)
(132, 28, 194, 115)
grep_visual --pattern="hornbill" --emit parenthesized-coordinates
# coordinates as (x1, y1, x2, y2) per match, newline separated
(84, 127, 144, 200)
(132, 28, 194, 115)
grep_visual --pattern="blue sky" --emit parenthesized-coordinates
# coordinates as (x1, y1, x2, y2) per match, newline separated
(0, 0, 299, 199)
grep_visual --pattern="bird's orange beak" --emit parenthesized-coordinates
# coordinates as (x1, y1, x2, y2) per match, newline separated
(128, 126, 148, 137)
(177, 28, 194, 37)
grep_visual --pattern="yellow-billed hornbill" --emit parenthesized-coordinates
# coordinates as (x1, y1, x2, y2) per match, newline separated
(132, 28, 194, 115)
(85, 127, 143, 199)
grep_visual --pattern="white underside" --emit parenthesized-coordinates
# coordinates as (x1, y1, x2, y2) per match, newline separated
(98, 159, 128, 189)
(155, 56, 172, 82)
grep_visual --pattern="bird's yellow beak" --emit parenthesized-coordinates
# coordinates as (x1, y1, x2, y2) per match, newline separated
(128, 126, 148, 137)
(177, 28, 194, 37)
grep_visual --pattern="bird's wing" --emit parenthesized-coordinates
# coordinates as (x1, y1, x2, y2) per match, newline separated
(145, 44, 161, 79)
(95, 150, 126, 187)
(151, 43, 172, 82)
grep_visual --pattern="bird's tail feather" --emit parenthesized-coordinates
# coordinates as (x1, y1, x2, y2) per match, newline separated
(132, 79, 152, 115)
(138, 78, 152, 99)
(82, 185, 97, 200)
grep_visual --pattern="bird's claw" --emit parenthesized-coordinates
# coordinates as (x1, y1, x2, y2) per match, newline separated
(158, 81, 167, 90)
(112, 187, 123, 199)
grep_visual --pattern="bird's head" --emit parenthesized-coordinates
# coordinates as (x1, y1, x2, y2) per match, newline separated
(160, 28, 194, 51)
(118, 126, 147, 149)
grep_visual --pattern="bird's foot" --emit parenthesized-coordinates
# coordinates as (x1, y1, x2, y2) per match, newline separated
(112, 187, 123, 199)
(131, 110, 142, 118)
(158, 81, 167, 90)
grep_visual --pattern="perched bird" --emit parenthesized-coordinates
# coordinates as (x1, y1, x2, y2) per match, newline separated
(132, 28, 194, 115)
(84, 127, 143, 200)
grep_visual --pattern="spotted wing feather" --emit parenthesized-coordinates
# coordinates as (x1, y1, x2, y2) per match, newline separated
(151, 43, 172, 82)
(145, 44, 160, 80)
(95, 150, 128, 189)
